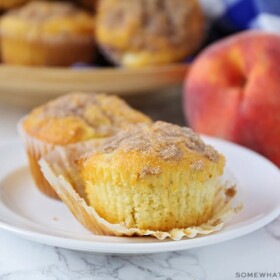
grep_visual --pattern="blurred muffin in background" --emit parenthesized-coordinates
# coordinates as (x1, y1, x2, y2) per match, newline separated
(0, 0, 31, 10)
(96, 0, 204, 67)
(0, 1, 95, 66)
(19, 92, 152, 198)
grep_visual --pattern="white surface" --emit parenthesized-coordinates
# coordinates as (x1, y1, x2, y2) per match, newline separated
(0, 138, 280, 255)
(0, 104, 27, 141)
(250, 13, 280, 34)
(199, 0, 226, 18)
(0, 109, 280, 279)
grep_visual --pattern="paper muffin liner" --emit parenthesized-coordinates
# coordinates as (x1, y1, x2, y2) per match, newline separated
(39, 142, 242, 240)
(18, 117, 106, 199)
(18, 118, 60, 199)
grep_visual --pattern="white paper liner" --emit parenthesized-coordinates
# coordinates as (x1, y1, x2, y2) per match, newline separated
(39, 143, 242, 240)
(18, 117, 59, 198)
(18, 117, 105, 199)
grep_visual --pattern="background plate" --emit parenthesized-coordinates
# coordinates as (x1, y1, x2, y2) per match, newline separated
(0, 138, 279, 254)
(0, 64, 188, 106)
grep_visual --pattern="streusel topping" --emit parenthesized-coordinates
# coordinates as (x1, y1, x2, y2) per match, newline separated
(34, 93, 149, 131)
(9, 1, 81, 21)
(99, 121, 220, 162)
(23, 93, 152, 143)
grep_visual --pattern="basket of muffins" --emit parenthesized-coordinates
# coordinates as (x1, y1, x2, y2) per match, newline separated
(18, 92, 242, 240)
(0, 0, 204, 97)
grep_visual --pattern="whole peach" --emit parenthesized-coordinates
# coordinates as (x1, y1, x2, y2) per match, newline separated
(184, 31, 280, 166)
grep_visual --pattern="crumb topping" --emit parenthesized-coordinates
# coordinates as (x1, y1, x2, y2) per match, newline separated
(9, 1, 81, 21)
(24, 93, 151, 143)
(225, 186, 236, 198)
(139, 166, 161, 178)
(190, 160, 205, 171)
(39, 93, 98, 119)
(159, 144, 183, 160)
(30, 93, 149, 136)
(99, 0, 202, 49)
(99, 121, 220, 162)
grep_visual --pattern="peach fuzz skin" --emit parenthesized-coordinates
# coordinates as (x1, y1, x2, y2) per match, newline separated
(184, 31, 280, 167)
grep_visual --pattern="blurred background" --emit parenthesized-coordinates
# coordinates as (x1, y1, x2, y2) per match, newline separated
(0, 0, 279, 165)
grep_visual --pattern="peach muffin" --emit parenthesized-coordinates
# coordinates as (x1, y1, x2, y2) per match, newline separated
(80, 121, 225, 231)
(96, 0, 204, 67)
(0, 1, 95, 66)
(19, 93, 152, 198)
(40, 121, 240, 239)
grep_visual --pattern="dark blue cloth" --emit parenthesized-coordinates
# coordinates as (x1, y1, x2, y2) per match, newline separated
(202, 0, 280, 32)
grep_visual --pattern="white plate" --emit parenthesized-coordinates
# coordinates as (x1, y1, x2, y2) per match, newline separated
(0, 138, 279, 254)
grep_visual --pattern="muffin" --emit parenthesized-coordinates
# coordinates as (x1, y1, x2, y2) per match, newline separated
(40, 121, 239, 239)
(80, 121, 225, 231)
(96, 0, 204, 67)
(0, 0, 30, 10)
(0, 1, 95, 66)
(19, 93, 152, 198)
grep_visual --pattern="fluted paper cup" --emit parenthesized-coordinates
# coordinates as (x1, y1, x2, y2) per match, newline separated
(39, 142, 242, 240)
(18, 118, 60, 199)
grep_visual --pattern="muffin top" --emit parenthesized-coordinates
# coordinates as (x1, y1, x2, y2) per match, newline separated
(0, 1, 94, 38)
(23, 93, 152, 145)
(96, 0, 203, 51)
(81, 121, 225, 183)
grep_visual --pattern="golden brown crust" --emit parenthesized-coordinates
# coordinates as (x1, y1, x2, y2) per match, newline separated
(1, 36, 94, 66)
(23, 93, 152, 145)
(81, 122, 224, 192)
(0, 1, 94, 37)
(84, 121, 221, 165)
(96, 0, 204, 66)
(4, 1, 88, 22)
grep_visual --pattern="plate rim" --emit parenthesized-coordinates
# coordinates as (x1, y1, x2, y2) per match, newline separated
(0, 63, 189, 74)
(0, 64, 189, 97)
(0, 137, 279, 254)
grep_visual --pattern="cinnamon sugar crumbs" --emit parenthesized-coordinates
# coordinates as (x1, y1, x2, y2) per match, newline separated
(103, 133, 132, 152)
(33, 93, 150, 137)
(225, 186, 237, 198)
(159, 145, 183, 160)
(204, 147, 219, 162)
(12, 1, 82, 21)
(101, 0, 202, 49)
(190, 160, 204, 171)
(139, 166, 161, 178)
(40, 93, 98, 119)
(212, 218, 222, 227)
(98, 121, 220, 163)
(102, 128, 151, 153)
